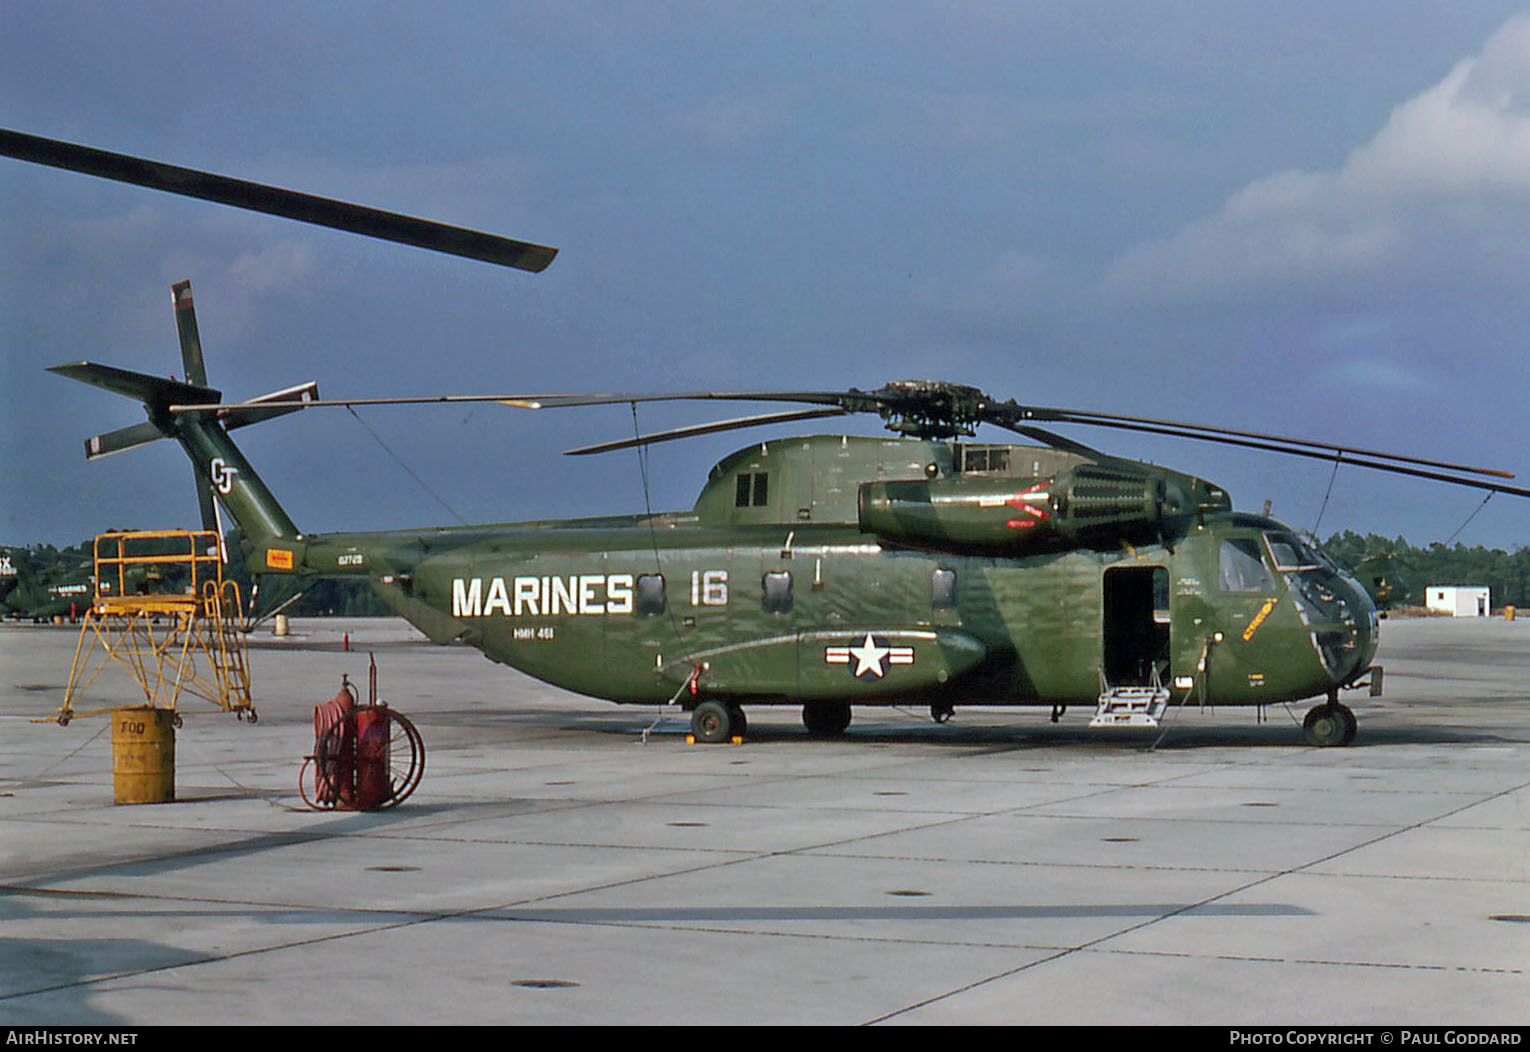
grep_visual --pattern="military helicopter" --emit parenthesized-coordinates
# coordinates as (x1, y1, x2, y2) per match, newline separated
(13, 129, 1530, 747)
(1349, 551, 1415, 613)
(0, 549, 18, 609)
(0, 548, 94, 622)
(1, 539, 217, 621)
(54, 338, 1530, 747)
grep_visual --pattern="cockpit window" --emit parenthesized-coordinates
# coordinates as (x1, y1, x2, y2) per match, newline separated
(1265, 532, 1322, 572)
(1219, 538, 1274, 592)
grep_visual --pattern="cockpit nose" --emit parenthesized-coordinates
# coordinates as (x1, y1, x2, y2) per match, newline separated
(1266, 530, 1379, 686)
(1328, 568, 1380, 683)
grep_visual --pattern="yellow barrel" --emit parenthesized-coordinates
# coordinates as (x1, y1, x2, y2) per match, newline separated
(1506, 606, 1516, 621)
(112, 707, 176, 804)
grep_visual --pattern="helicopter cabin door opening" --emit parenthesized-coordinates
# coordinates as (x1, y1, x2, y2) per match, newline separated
(1101, 566, 1170, 689)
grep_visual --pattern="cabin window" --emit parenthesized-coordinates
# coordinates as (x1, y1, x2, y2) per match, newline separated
(1153, 566, 1170, 623)
(1218, 538, 1273, 593)
(762, 571, 793, 613)
(931, 568, 957, 609)
(635, 574, 666, 615)
(735, 472, 769, 508)
(959, 445, 1010, 473)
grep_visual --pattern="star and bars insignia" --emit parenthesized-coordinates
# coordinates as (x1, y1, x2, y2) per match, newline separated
(824, 634, 915, 679)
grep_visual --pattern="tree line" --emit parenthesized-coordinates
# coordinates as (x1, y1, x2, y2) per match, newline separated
(1321, 531, 1530, 610)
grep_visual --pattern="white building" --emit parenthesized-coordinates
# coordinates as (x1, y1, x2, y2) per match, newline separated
(1426, 585, 1491, 618)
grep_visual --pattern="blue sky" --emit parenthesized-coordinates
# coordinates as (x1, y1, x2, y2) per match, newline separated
(7, 3, 1530, 549)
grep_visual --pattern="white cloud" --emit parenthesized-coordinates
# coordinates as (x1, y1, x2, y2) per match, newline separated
(1108, 14, 1530, 302)
(669, 93, 792, 149)
(1350, 15, 1530, 196)
(1317, 356, 1431, 394)
(59, 205, 165, 258)
(226, 240, 316, 295)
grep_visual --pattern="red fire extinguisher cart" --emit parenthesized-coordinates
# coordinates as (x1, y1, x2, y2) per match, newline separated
(301, 655, 424, 811)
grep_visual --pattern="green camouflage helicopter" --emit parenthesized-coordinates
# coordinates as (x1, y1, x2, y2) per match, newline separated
(1350, 551, 1414, 613)
(0, 547, 94, 622)
(1, 539, 229, 621)
(57, 338, 1530, 747)
(13, 129, 1530, 746)
(0, 549, 21, 609)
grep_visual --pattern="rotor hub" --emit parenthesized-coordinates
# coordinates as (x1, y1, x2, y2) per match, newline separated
(863, 381, 994, 440)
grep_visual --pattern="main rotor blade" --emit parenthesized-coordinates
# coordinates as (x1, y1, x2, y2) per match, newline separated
(169, 388, 874, 414)
(170, 393, 552, 413)
(566, 408, 850, 455)
(995, 405, 1515, 480)
(165, 373, 1530, 499)
(508, 389, 879, 411)
(1, 129, 557, 272)
(1010, 413, 1530, 497)
(986, 421, 1114, 462)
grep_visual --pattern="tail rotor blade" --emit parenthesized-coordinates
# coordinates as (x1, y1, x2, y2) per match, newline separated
(172, 280, 208, 388)
(83, 421, 166, 460)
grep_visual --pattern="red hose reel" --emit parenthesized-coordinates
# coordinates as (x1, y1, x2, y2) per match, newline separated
(300, 655, 425, 811)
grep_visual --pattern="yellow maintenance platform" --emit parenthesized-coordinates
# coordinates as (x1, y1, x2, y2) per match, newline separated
(53, 530, 254, 725)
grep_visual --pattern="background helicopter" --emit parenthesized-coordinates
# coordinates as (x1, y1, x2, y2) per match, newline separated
(13, 128, 1530, 746)
(0, 546, 93, 622)
(1348, 550, 1415, 613)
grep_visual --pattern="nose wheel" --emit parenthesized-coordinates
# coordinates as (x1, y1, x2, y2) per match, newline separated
(1302, 699, 1357, 747)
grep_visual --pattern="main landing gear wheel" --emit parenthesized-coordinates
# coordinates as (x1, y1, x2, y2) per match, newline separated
(690, 700, 745, 743)
(802, 701, 852, 736)
(1302, 701, 1357, 747)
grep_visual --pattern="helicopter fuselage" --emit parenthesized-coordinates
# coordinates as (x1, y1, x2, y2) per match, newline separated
(284, 435, 1379, 719)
